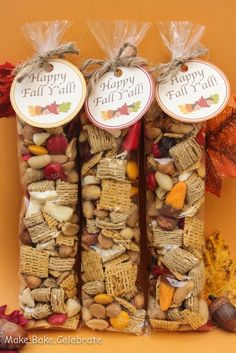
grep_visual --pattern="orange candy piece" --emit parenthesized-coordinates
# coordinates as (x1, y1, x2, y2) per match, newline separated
(159, 280, 175, 311)
(165, 181, 187, 210)
(110, 310, 130, 329)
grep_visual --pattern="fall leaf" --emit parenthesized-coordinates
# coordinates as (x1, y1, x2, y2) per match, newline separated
(197, 96, 209, 108)
(210, 94, 219, 104)
(48, 101, 58, 114)
(132, 101, 141, 112)
(206, 95, 236, 196)
(118, 103, 129, 115)
(203, 231, 236, 305)
(59, 102, 71, 113)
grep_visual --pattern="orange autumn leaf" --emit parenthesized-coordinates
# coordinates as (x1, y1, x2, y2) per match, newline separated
(206, 95, 236, 196)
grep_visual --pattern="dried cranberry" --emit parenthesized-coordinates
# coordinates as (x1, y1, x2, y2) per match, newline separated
(147, 172, 157, 191)
(152, 143, 161, 158)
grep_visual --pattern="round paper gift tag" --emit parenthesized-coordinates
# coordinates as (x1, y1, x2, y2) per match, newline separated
(85, 66, 154, 129)
(156, 60, 230, 123)
(10, 59, 87, 128)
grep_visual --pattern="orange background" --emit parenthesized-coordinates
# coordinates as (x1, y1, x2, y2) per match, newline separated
(1, 0, 236, 352)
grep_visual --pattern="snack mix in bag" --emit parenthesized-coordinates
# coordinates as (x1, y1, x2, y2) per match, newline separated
(16, 21, 83, 330)
(80, 20, 151, 334)
(146, 22, 209, 331)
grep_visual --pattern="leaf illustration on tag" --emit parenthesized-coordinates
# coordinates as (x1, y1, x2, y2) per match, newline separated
(132, 101, 141, 112)
(59, 102, 71, 113)
(48, 102, 58, 114)
(118, 103, 129, 115)
(198, 96, 210, 108)
(206, 95, 236, 196)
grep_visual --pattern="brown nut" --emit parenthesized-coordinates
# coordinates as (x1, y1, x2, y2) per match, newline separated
(93, 209, 109, 219)
(147, 202, 159, 217)
(62, 222, 79, 236)
(98, 233, 113, 249)
(132, 228, 141, 242)
(70, 213, 79, 224)
(133, 294, 144, 309)
(157, 161, 176, 176)
(62, 161, 75, 174)
(127, 250, 140, 264)
(126, 207, 138, 227)
(82, 233, 98, 246)
(22, 124, 40, 141)
(145, 125, 162, 140)
(82, 306, 92, 321)
(24, 275, 42, 289)
(173, 281, 194, 305)
(79, 130, 88, 143)
(58, 245, 74, 258)
(148, 307, 166, 320)
(83, 299, 94, 308)
(83, 201, 95, 220)
(50, 155, 68, 164)
(67, 170, 79, 183)
(86, 319, 109, 331)
(120, 227, 134, 240)
(20, 230, 33, 245)
(89, 303, 106, 319)
(65, 138, 77, 160)
(82, 185, 101, 200)
(106, 303, 121, 318)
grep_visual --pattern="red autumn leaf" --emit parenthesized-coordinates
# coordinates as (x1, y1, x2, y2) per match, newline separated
(198, 96, 210, 108)
(47, 101, 59, 114)
(118, 103, 129, 115)
(0, 62, 15, 118)
(206, 95, 236, 196)
(0, 305, 28, 327)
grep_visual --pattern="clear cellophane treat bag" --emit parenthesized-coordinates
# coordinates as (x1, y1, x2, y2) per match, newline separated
(146, 22, 209, 332)
(79, 20, 150, 334)
(16, 21, 82, 330)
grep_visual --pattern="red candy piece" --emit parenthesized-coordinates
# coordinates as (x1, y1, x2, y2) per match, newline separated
(22, 154, 32, 161)
(196, 127, 206, 145)
(197, 321, 215, 331)
(151, 265, 170, 278)
(46, 134, 68, 154)
(47, 313, 68, 325)
(122, 121, 141, 152)
(43, 163, 66, 180)
(147, 172, 157, 191)
(152, 143, 161, 158)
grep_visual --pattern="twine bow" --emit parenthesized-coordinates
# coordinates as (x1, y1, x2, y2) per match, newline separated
(13, 42, 79, 82)
(80, 42, 148, 91)
(156, 47, 208, 83)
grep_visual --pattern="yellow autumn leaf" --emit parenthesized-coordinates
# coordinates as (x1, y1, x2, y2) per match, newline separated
(101, 111, 109, 120)
(203, 231, 236, 305)
(178, 105, 188, 114)
(28, 105, 37, 116)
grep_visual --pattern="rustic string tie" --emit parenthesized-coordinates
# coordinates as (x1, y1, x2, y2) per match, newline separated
(80, 42, 148, 91)
(155, 47, 208, 83)
(13, 42, 79, 82)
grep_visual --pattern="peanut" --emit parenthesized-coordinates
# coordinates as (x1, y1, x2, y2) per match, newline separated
(82, 201, 95, 219)
(90, 303, 106, 319)
(86, 319, 109, 331)
(82, 185, 101, 200)
(98, 233, 113, 249)
(155, 171, 173, 191)
(173, 281, 194, 304)
(198, 298, 209, 325)
(106, 303, 121, 318)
